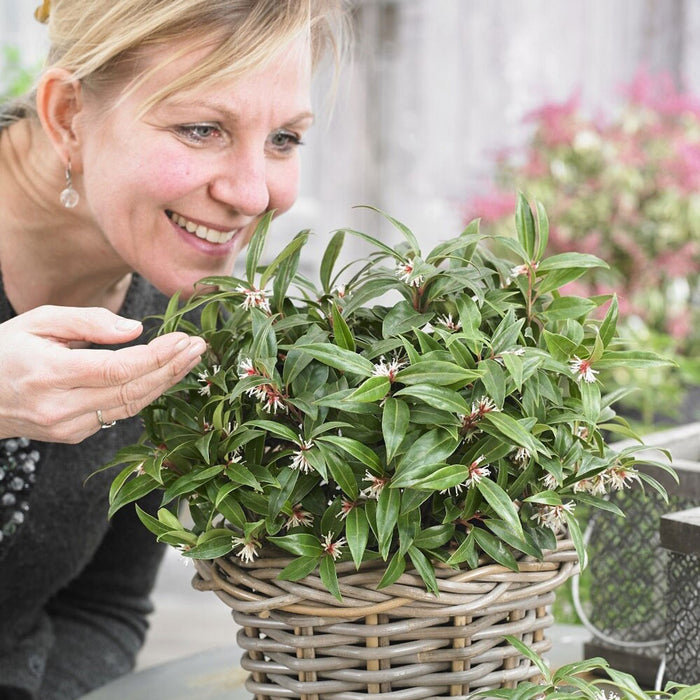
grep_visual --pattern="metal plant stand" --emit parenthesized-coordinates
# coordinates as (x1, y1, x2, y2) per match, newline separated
(573, 422, 700, 688)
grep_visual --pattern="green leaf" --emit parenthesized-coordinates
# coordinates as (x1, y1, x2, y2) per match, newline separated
(409, 463, 469, 491)
(377, 551, 406, 589)
(317, 435, 382, 472)
(183, 532, 235, 559)
(322, 446, 359, 499)
(515, 192, 536, 259)
(278, 555, 321, 581)
(376, 487, 401, 559)
(382, 301, 434, 337)
(346, 375, 391, 403)
(359, 205, 422, 256)
(382, 397, 410, 463)
(260, 229, 308, 289)
(394, 383, 470, 415)
(537, 252, 608, 272)
(108, 473, 159, 518)
(297, 343, 375, 377)
(345, 507, 370, 568)
(476, 478, 524, 538)
(396, 429, 459, 475)
(395, 361, 480, 387)
(320, 230, 345, 292)
(580, 379, 601, 424)
(544, 296, 597, 321)
(503, 635, 550, 678)
(331, 302, 355, 352)
(407, 546, 439, 595)
(413, 524, 454, 550)
(245, 419, 299, 444)
(245, 211, 274, 285)
(481, 411, 545, 455)
(320, 554, 342, 601)
(535, 200, 549, 261)
(599, 295, 619, 348)
(268, 533, 323, 557)
(594, 350, 676, 369)
(471, 527, 520, 571)
(563, 508, 587, 569)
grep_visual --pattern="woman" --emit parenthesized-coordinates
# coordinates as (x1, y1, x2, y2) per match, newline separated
(0, 1, 345, 697)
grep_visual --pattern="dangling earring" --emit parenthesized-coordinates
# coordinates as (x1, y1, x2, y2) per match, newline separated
(60, 160, 80, 209)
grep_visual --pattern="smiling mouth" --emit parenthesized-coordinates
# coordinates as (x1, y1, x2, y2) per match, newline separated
(166, 210, 237, 244)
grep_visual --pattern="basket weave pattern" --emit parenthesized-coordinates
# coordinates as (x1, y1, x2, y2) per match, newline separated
(193, 539, 578, 699)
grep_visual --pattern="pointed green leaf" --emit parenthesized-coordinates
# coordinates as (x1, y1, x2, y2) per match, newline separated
(297, 343, 375, 377)
(245, 211, 274, 285)
(345, 507, 370, 568)
(320, 554, 342, 601)
(476, 478, 524, 537)
(382, 397, 410, 463)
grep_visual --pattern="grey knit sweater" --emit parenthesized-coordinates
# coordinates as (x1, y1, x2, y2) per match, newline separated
(0, 273, 169, 699)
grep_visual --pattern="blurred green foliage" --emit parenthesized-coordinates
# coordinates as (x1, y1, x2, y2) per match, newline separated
(0, 45, 40, 101)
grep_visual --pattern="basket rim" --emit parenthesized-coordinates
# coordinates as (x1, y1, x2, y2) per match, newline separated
(192, 537, 578, 619)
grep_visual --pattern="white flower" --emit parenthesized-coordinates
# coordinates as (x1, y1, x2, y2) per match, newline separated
(372, 355, 406, 382)
(437, 313, 462, 331)
(441, 456, 490, 495)
(361, 470, 389, 500)
(332, 284, 348, 298)
(231, 536, 260, 564)
(594, 691, 620, 700)
(395, 260, 424, 287)
(471, 396, 499, 415)
(285, 504, 314, 530)
(196, 365, 221, 396)
(531, 502, 575, 533)
(321, 532, 346, 561)
(238, 358, 257, 379)
(512, 447, 530, 467)
(605, 465, 641, 491)
(541, 472, 559, 490)
(245, 383, 287, 414)
(573, 474, 607, 496)
(237, 285, 271, 314)
(290, 438, 314, 473)
(339, 499, 357, 519)
(569, 356, 599, 383)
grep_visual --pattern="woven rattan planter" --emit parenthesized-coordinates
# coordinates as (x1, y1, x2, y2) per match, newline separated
(192, 538, 578, 699)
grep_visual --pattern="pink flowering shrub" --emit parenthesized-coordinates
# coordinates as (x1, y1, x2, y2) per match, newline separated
(466, 71, 700, 423)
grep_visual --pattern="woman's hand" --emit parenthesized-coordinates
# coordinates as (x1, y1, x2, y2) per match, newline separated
(0, 305, 206, 443)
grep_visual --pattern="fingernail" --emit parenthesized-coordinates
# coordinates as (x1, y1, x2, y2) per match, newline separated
(187, 338, 207, 357)
(174, 337, 190, 353)
(115, 317, 142, 332)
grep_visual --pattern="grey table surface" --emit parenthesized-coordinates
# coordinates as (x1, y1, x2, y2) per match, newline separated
(79, 647, 250, 699)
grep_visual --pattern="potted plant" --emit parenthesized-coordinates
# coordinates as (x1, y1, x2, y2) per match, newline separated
(104, 196, 674, 697)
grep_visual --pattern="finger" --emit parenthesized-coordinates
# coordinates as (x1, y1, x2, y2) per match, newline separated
(15, 305, 144, 345)
(83, 351, 204, 426)
(57, 333, 207, 390)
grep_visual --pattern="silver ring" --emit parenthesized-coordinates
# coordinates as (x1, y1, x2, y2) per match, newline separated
(97, 409, 116, 430)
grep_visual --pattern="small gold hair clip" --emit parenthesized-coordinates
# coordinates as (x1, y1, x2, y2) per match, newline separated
(34, 0, 51, 23)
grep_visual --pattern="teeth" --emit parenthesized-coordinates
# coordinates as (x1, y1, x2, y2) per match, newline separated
(169, 212, 236, 244)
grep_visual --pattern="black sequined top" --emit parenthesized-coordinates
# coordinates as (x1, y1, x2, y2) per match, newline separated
(0, 270, 170, 700)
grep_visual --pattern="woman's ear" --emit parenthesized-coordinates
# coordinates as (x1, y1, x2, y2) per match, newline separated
(35, 68, 84, 168)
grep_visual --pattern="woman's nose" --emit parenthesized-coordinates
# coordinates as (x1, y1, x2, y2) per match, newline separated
(208, 149, 270, 217)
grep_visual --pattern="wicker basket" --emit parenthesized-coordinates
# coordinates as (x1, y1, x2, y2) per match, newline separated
(192, 538, 578, 699)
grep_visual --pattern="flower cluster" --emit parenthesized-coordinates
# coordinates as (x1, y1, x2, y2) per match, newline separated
(105, 203, 673, 597)
(466, 70, 700, 423)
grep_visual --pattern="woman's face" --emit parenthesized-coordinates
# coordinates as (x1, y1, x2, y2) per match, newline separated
(74, 37, 313, 297)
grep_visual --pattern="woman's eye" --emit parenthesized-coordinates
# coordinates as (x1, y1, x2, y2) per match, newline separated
(268, 130, 303, 153)
(176, 124, 222, 143)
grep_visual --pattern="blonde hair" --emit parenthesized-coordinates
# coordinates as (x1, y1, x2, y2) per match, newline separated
(3, 0, 348, 124)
